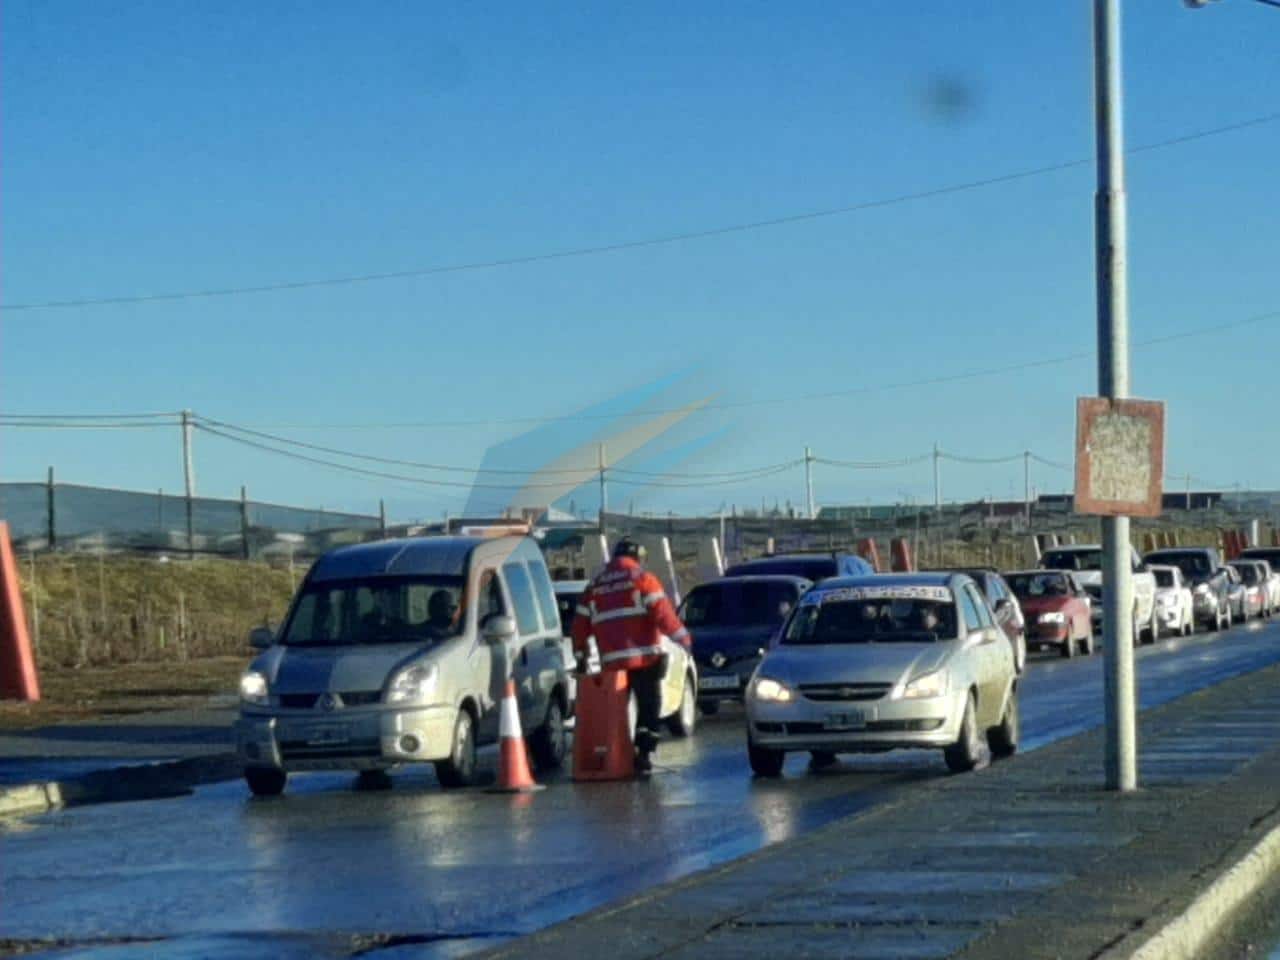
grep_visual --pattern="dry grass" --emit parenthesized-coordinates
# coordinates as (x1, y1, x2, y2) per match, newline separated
(17, 555, 295, 669)
(0, 656, 243, 729)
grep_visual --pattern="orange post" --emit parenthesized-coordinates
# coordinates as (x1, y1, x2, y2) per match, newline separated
(856, 538, 882, 573)
(889, 537, 914, 572)
(0, 522, 40, 702)
(572, 670, 635, 781)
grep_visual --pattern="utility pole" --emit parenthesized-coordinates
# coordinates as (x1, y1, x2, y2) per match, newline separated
(1024, 451, 1032, 525)
(597, 442, 608, 532)
(46, 466, 56, 551)
(239, 485, 250, 560)
(932, 443, 941, 515)
(1185, 472, 1192, 511)
(804, 446, 816, 520)
(1094, 0, 1136, 793)
(181, 410, 196, 557)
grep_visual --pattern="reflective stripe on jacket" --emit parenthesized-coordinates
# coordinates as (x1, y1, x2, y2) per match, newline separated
(570, 556, 691, 671)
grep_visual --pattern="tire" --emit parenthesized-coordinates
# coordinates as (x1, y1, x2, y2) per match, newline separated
(1061, 635, 1075, 659)
(1015, 632, 1027, 675)
(988, 688, 1019, 759)
(667, 674, 697, 738)
(245, 766, 287, 797)
(1081, 627, 1095, 656)
(355, 769, 393, 791)
(1150, 613, 1161, 644)
(809, 750, 838, 769)
(435, 708, 479, 789)
(697, 700, 721, 717)
(944, 693, 986, 774)
(748, 737, 785, 778)
(530, 695, 567, 772)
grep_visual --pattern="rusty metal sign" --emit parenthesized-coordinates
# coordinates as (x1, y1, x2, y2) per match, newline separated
(1074, 397, 1166, 517)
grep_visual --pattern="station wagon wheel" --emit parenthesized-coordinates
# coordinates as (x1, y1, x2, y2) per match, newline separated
(245, 766, 287, 797)
(988, 688, 1019, 759)
(747, 736, 785, 778)
(667, 673, 697, 738)
(435, 708, 478, 789)
(531, 696, 567, 772)
(943, 693, 985, 774)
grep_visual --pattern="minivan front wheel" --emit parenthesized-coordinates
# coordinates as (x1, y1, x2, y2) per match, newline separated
(245, 766, 287, 797)
(435, 708, 478, 789)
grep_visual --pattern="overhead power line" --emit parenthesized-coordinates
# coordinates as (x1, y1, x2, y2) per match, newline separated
(3, 112, 1277, 313)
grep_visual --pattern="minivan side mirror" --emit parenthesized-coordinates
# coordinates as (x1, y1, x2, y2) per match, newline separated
(482, 614, 517, 645)
(248, 626, 275, 650)
(993, 597, 1012, 616)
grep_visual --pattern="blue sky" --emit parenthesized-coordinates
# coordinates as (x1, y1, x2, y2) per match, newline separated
(2, 2, 1277, 521)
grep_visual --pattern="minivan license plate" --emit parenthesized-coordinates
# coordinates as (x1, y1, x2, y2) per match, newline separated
(700, 675, 739, 690)
(305, 724, 349, 746)
(823, 711, 866, 731)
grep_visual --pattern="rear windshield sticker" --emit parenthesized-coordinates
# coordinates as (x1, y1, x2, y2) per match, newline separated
(802, 585, 954, 605)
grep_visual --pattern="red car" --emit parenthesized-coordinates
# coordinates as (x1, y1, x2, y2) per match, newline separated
(1004, 570, 1094, 659)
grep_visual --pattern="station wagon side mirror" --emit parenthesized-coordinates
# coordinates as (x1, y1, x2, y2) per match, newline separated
(248, 626, 275, 650)
(482, 614, 517, 645)
(993, 597, 1012, 616)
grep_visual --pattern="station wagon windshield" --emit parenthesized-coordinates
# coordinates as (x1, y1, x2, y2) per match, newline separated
(782, 598, 956, 645)
(1042, 550, 1102, 572)
(1007, 572, 1071, 598)
(1153, 569, 1175, 588)
(283, 575, 466, 646)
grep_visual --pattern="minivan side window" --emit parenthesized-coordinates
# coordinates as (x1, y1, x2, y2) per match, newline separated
(503, 562, 542, 637)
(967, 585, 995, 628)
(476, 569, 507, 627)
(526, 560, 561, 633)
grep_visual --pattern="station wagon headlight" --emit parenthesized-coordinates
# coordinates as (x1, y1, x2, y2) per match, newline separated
(901, 670, 948, 700)
(239, 670, 269, 706)
(1193, 583, 1210, 596)
(386, 663, 439, 704)
(1038, 612, 1066, 624)
(751, 677, 794, 703)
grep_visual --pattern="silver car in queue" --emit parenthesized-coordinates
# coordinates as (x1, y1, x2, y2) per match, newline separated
(236, 535, 574, 796)
(745, 573, 1018, 777)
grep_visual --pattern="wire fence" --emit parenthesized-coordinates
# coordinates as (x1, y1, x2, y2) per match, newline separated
(0, 479, 383, 560)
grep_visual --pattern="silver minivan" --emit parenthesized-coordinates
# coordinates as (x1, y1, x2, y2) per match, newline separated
(236, 535, 573, 795)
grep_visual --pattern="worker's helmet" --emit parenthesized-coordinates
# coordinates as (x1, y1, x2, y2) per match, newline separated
(613, 538, 647, 563)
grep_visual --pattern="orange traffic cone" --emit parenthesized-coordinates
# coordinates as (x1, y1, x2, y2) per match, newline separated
(488, 679, 544, 794)
(573, 670, 636, 782)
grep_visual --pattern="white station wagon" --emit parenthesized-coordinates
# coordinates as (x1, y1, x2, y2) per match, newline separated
(745, 573, 1018, 777)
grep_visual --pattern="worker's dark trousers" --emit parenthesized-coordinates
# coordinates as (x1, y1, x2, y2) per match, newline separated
(629, 660, 665, 753)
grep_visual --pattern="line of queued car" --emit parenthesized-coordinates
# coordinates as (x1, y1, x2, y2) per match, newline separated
(233, 535, 1279, 797)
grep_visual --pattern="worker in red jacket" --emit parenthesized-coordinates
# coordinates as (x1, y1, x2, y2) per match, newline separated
(571, 538, 692, 772)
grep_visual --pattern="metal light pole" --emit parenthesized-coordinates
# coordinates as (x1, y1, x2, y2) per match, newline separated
(1094, 0, 1137, 792)
(932, 443, 941, 515)
(804, 446, 816, 520)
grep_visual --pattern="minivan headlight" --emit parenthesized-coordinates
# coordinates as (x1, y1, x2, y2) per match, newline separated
(901, 670, 948, 700)
(239, 670, 269, 705)
(386, 663, 439, 704)
(751, 677, 794, 703)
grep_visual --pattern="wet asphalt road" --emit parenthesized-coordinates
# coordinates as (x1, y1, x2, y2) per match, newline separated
(6, 619, 1280, 960)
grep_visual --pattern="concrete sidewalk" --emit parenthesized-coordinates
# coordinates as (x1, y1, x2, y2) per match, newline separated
(0, 701, 239, 815)
(476, 663, 1280, 960)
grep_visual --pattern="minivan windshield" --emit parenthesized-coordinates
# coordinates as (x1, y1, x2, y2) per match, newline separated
(283, 575, 466, 646)
(1232, 563, 1260, 585)
(1007, 572, 1072, 598)
(1153, 569, 1175, 589)
(782, 597, 956, 645)
(679, 581, 798, 629)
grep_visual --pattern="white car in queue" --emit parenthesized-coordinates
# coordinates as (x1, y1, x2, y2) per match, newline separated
(745, 573, 1018, 777)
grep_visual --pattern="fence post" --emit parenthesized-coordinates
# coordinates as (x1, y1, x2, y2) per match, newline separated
(240, 486, 251, 560)
(379, 499, 387, 538)
(46, 467, 56, 551)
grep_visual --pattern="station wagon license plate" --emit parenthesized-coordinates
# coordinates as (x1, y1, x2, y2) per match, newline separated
(700, 675, 739, 690)
(823, 710, 867, 731)
(303, 724, 349, 746)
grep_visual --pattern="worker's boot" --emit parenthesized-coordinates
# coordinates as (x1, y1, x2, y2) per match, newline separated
(634, 728, 658, 774)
